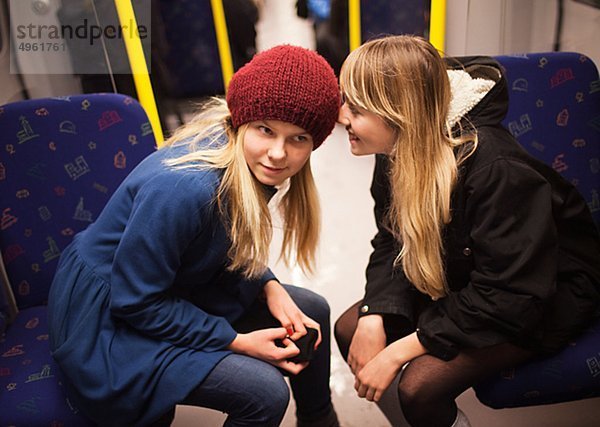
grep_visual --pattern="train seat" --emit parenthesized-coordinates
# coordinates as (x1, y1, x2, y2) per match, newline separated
(473, 51, 600, 409)
(0, 93, 156, 425)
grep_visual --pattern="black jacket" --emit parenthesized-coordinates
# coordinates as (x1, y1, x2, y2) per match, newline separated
(362, 56, 600, 360)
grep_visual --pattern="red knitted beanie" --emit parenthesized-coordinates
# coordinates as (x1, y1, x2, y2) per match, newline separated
(226, 45, 340, 149)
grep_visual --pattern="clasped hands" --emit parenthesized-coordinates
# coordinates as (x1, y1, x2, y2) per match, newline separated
(348, 314, 426, 402)
(228, 280, 321, 375)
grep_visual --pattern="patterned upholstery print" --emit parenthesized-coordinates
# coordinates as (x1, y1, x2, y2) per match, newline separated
(0, 306, 93, 426)
(0, 93, 156, 425)
(496, 52, 600, 226)
(473, 52, 600, 408)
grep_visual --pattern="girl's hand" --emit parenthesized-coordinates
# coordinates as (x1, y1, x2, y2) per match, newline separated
(348, 314, 386, 374)
(354, 332, 427, 402)
(354, 346, 402, 402)
(263, 280, 322, 349)
(227, 327, 308, 375)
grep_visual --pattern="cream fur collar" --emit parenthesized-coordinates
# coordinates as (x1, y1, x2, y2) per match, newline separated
(446, 69, 495, 128)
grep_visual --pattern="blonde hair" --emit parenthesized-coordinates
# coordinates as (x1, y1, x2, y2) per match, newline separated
(340, 35, 476, 299)
(163, 97, 320, 278)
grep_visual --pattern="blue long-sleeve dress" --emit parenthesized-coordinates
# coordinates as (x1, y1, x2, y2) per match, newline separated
(48, 143, 276, 426)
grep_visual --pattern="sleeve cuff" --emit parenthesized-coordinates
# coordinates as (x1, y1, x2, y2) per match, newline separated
(358, 299, 414, 319)
(416, 327, 458, 361)
(216, 319, 239, 350)
(260, 268, 277, 285)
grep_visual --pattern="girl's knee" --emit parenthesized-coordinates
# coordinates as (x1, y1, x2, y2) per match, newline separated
(398, 379, 427, 424)
(397, 362, 433, 411)
(397, 375, 456, 427)
(264, 379, 290, 417)
(236, 366, 290, 425)
(254, 373, 290, 423)
(333, 318, 351, 360)
(267, 370, 291, 403)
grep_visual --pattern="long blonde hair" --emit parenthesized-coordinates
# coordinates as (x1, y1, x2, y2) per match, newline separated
(163, 98, 320, 278)
(340, 35, 476, 299)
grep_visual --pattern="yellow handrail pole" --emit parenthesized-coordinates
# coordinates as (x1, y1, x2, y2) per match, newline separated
(429, 0, 446, 54)
(210, 0, 234, 91)
(348, 0, 361, 51)
(113, 0, 164, 145)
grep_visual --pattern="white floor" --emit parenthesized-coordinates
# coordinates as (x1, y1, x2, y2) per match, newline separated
(172, 1, 600, 425)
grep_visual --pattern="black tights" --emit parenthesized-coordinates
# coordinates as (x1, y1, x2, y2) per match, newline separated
(334, 301, 534, 427)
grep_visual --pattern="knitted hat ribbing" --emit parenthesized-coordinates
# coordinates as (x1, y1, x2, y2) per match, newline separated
(226, 45, 340, 149)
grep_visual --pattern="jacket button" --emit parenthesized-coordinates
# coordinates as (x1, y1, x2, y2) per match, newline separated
(360, 305, 369, 313)
(462, 247, 472, 256)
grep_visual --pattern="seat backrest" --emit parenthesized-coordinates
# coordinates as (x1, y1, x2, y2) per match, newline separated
(472, 52, 600, 409)
(0, 94, 156, 310)
(494, 52, 600, 227)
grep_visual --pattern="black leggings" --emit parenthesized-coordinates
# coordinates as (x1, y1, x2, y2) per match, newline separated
(334, 301, 535, 427)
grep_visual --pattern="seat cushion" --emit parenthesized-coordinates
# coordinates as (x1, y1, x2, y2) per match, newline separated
(474, 317, 600, 408)
(0, 305, 94, 425)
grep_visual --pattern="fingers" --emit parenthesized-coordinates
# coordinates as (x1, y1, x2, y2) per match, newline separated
(277, 360, 309, 375)
(268, 327, 290, 341)
(348, 357, 355, 374)
(286, 314, 307, 342)
(275, 336, 301, 360)
(354, 378, 380, 402)
(286, 314, 322, 348)
(348, 354, 361, 375)
(263, 328, 301, 359)
(302, 315, 322, 348)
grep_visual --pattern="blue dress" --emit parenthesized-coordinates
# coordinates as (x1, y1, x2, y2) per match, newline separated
(48, 143, 276, 426)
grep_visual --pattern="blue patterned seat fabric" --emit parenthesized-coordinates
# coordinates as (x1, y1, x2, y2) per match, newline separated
(497, 52, 599, 226)
(473, 52, 600, 408)
(0, 94, 156, 425)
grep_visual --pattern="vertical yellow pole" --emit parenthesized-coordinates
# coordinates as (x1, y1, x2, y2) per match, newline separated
(348, 0, 361, 51)
(429, 0, 446, 54)
(210, 0, 234, 91)
(113, 0, 164, 145)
